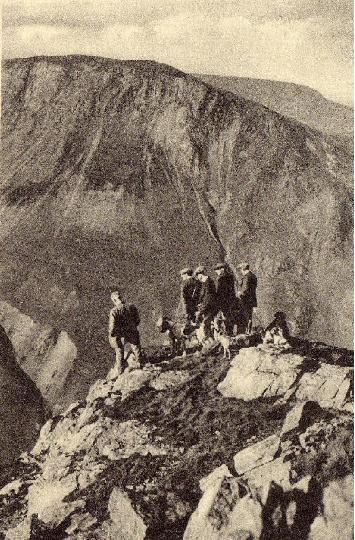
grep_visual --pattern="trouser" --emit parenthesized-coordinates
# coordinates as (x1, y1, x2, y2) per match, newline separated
(238, 305, 254, 334)
(219, 308, 236, 336)
(182, 312, 197, 335)
(113, 335, 141, 374)
(197, 313, 214, 343)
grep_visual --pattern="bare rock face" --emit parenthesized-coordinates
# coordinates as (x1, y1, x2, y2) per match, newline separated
(100, 488, 147, 539)
(1, 365, 169, 539)
(184, 401, 353, 540)
(308, 475, 354, 540)
(218, 345, 353, 411)
(0, 301, 77, 411)
(233, 435, 280, 476)
(0, 325, 46, 465)
(184, 466, 263, 540)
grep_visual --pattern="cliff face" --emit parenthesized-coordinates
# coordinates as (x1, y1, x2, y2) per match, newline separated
(0, 342, 352, 539)
(0, 325, 46, 465)
(1, 55, 353, 406)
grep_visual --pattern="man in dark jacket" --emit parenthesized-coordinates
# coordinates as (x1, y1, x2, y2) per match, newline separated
(237, 263, 257, 334)
(195, 266, 217, 343)
(108, 291, 141, 374)
(180, 267, 201, 324)
(214, 262, 238, 336)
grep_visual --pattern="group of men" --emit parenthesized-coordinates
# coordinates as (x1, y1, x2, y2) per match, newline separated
(180, 262, 257, 342)
(108, 261, 257, 373)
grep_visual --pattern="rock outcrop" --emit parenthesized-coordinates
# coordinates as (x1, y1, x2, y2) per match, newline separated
(0, 341, 353, 539)
(218, 344, 353, 412)
(184, 404, 353, 540)
(0, 325, 46, 465)
(0, 301, 77, 411)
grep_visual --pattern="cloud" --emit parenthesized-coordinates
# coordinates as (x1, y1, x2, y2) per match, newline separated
(3, 0, 353, 27)
(2, 1, 353, 105)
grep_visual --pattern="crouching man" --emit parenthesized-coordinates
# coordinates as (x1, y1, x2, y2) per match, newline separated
(108, 290, 141, 375)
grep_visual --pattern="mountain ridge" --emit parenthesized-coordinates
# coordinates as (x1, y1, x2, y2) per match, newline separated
(194, 73, 354, 138)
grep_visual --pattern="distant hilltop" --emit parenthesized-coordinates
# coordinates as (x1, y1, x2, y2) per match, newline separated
(195, 73, 354, 139)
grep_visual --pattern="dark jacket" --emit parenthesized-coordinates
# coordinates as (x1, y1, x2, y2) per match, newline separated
(216, 273, 237, 313)
(181, 277, 200, 317)
(239, 271, 257, 308)
(109, 304, 140, 340)
(197, 277, 216, 316)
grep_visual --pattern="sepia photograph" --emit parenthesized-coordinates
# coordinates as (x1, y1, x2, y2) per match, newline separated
(0, 0, 353, 538)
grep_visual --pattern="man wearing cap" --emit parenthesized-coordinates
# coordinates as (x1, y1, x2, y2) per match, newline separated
(108, 291, 141, 374)
(237, 263, 258, 334)
(195, 266, 217, 343)
(180, 267, 201, 325)
(214, 262, 238, 336)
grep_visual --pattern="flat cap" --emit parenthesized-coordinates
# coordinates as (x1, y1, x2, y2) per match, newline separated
(237, 262, 249, 270)
(180, 267, 193, 276)
(194, 265, 206, 275)
(214, 262, 226, 270)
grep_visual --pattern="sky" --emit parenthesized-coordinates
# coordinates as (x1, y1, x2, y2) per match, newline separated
(2, 0, 353, 105)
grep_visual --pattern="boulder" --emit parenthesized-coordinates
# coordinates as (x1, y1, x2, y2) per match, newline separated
(309, 475, 354, 540)
(218, 346, 353, 411)
(184, 460, 353, 540)
(100, 488, 147, 540)
(246, 457, 292, 497)
(218, 347, 306, 401)
(183, 466, 262, 540)
(234, 435, 280, 475)
(295, 364, 353, 410)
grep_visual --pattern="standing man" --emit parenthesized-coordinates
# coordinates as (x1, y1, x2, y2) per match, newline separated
(108, 290, 141, 374)
(180, 267, 200, 327)
(237, 263, 258, 334)
(214, 262, 238, 336)
(195, 266, 217, 344)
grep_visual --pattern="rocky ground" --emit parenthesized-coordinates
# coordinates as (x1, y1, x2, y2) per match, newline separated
(0, 340, 353, 539)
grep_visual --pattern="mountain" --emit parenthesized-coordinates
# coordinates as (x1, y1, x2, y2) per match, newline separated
(195, 74, 354, 139)
(0, 340, 353, 538)
(1, 55, 353, 408)
(0, 324, 46, 465)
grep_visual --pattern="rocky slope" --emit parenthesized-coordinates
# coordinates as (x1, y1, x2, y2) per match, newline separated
(0, 341, 352, 539)
(0, 324, 46, 465)
(1, 55, 353, 407)
(196, 74, 354, 139)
